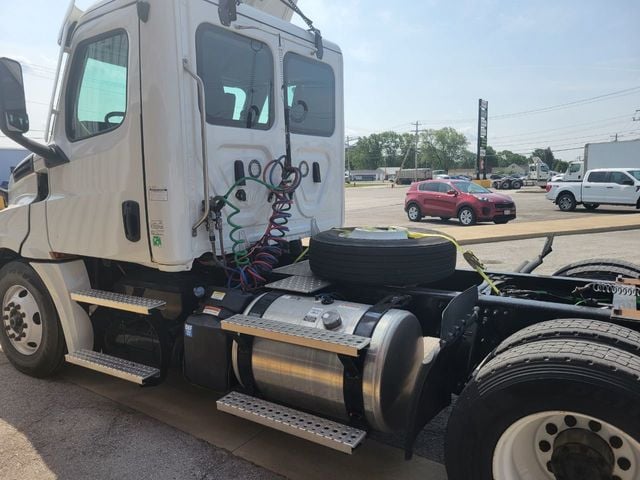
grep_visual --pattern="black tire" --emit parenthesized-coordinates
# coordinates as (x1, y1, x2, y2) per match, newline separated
(556, 192, 576, 211)
(308, 228, 456, 286)
(500, 180, 511, 190)
(458, 206, 476, 226)
(440, 217, 450, 222)
(493, 318, 640, 358)
(553, 258, 640, 281)
(0, 261, 65, 378)
(445, 340, 640, 480)
(493, 219, 509, 225)
(406, 203, 422, 222)
(584, 203, 599, 210)
(511, 180, 522, 190)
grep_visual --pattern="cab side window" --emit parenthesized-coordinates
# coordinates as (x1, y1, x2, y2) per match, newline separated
(587, 171, 608, 183)
(67, 31, 129, 141)
(609, 171, 632, 184)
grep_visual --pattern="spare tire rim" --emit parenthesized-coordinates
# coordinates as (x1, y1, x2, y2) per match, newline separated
(559, 196, 572, 210)
(493, 411, 640, 480)
(2, 284, 43, 356)
(459, 209, 473, 225)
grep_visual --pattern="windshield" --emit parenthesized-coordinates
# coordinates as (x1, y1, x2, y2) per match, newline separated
(453, 181, 490, 194)
(628, 170, 640, 181)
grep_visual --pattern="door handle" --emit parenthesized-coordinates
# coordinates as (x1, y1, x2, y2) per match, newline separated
(606, 186, 614, 189)
(584, 186, 591, 188)
(122, 201, 141, 242)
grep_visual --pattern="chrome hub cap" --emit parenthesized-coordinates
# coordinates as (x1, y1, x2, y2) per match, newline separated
(493, 411, 640, 480)
(2, 285, 42, 356)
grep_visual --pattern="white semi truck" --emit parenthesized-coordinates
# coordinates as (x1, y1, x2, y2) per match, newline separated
(556, 138, 640, 182)
(1, 2, 640, 479)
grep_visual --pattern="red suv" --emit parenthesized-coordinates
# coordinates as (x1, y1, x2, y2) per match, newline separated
(404, 179, 516, 226)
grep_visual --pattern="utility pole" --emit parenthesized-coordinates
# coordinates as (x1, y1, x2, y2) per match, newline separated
(611, 133, 619, 142)
(412, 121, 420, 182)
(345, 136, 355, 183)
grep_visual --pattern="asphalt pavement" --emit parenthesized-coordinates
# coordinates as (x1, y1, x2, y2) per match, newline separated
(0, 351, 280, 480)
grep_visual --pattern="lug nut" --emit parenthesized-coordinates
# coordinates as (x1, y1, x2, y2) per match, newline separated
(610, 436, 623, 449)
(617, 457, 631, 471)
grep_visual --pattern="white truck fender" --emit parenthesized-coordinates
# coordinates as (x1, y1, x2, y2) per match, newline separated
(30, 260, 93, 353)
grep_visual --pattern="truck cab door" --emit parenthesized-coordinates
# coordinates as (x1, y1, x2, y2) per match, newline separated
(46, 5, 150, 263)
(582, 171, 609, 203)
(608, 171, 638, 204)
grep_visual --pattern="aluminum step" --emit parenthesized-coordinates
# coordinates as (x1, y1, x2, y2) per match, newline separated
(217, 392, 366, 454)
(65, 349, 160, 385)
(220, 314, 370, 357)
(265, 274, 331, 294)
(70, 289, 165, 315)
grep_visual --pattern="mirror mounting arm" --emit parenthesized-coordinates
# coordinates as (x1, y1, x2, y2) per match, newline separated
(4, 131, 69, 167)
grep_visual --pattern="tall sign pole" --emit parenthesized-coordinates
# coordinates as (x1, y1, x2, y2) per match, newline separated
(476, 99, 488, 180)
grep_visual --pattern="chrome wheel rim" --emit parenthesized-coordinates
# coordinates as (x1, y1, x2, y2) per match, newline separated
(493, 411, 640, 480)
(459, 209, 473, 225)
(2, 285, 43, 356)
(559, 196, 572, 210)
(408, 206, 420, 220)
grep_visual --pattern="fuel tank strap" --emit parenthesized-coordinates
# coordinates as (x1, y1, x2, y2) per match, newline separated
(342, 295, 412, 425)
(236, 291, 284, 393)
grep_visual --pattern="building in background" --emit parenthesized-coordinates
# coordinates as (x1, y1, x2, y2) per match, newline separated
(0, 148, 29, 187)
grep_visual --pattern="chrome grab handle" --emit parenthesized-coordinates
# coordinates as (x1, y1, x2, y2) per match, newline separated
(183, 58, 210, 237)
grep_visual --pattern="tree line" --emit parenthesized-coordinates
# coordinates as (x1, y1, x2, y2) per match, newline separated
(346, 128, 569, 173)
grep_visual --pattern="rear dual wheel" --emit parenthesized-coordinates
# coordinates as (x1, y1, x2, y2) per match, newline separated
(446, 319, 640, 480)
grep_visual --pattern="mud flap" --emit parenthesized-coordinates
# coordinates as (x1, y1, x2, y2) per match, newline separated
(403, 286, 479, 459)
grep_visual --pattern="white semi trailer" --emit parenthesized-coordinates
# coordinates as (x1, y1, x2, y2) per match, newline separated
(1, 2, 640, 479)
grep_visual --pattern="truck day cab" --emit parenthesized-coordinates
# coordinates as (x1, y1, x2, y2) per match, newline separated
(546, 167, 640, 211)
(1, 2, 640, 479)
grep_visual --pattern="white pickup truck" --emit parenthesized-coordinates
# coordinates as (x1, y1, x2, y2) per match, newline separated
(546, 167, 640, 211)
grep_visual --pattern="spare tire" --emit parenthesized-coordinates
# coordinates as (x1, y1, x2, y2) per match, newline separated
(308, 228, 457, 286)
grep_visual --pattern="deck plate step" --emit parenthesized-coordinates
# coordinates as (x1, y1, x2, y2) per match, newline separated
(217, 392, 366, 454)
(220, 314, 370, 357)
(65, 349, 160, 385)
(71, 289, 165, 315)
(265, 274, 330, 294)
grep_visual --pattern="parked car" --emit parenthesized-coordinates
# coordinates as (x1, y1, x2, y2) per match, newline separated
(405, 179, 517, 226)
(546, 168, 640, 211)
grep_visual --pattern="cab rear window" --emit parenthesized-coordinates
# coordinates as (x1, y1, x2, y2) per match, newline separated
(284, 53, 335, 137)
(196, 24, 273, 130)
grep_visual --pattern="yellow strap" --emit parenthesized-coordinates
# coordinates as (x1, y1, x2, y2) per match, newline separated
(391, 227, 502, 295)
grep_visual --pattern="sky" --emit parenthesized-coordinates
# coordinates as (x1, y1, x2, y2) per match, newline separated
(1, 0, 639, 160)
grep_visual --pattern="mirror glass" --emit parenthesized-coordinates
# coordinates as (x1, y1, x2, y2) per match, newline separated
(0, 58, 29, 134)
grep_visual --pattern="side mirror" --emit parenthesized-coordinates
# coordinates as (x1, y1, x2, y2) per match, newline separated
(622, 179, 634, 186)
(0, 57, 68, 167)
(447, 189, 458, 196)
(0, 58, 29, 135)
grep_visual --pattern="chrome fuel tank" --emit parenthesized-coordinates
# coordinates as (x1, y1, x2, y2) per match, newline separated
(232, 294, 424, 432)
